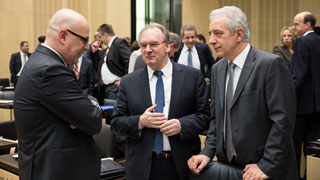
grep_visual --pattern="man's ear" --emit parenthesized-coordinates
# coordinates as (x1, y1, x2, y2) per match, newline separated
(236, 28, 244, 42)
(305, 21, 311, 29)
(58, 29, 68, 45)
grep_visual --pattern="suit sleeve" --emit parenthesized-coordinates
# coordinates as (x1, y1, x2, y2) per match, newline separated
(200, 65, 217, 159)
(257, 57, 296, 179)
(9, 53, 17, 84)
(87, 60, 96, 96)
(110, 78, 141, 139)
(39, 64, 102, 135)
(119, 39, 131, 75)
(179, 70, 210, 141)
(204, 44, 215, 79)
(291, 38, 309, 94)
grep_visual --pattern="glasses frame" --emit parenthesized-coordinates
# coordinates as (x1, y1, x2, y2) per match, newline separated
(66, 29, 89, 44)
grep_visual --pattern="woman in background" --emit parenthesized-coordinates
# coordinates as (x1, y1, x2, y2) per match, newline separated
(273, 27, 295, 68)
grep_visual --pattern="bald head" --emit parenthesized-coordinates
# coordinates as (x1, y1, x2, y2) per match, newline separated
(293, 11, 316, 37)
(45, 9, 90, 65)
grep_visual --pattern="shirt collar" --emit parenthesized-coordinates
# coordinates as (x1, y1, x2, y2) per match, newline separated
(147, 59, 172, 80)
(303, 30, 314, 36)
(229, 44, 250, 69)
(108, 36, 117, 48)
(182, 43, 196, 52)
(41, 44, 68, 66)
(20, 51, 26, 56)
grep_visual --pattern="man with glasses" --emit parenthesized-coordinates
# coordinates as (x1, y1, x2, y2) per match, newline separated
(111, 23, 210, 180)
(291, 12, 320, 180)
(14, 9, 102, 180)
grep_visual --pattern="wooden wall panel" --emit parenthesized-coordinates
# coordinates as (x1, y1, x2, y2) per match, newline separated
(182, 0, 317, 57)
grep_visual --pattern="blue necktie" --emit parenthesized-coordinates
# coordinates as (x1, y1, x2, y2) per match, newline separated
(188, 48, 193, 67)
(154, 71, 164, 155)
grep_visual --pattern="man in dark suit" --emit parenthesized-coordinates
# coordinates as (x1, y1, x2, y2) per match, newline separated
(173, 24, 215, 82)
(9, 41, 31, 86)
(70, 55, 96, 96)
(111, 23, 210, 180)
(91, 24, 131, 105)
(14, 9, 102, 180)
(188, 6, 298, 180)
(291, 12, 320, 179)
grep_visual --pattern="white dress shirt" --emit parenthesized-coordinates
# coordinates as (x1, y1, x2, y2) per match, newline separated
(177, 45, 200, 69)
(101, 36, 121, 85)
(17, 51, 29, 76)
(147, 60, 173, 151)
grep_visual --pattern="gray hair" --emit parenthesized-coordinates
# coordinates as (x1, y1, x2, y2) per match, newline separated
(138, 23, 170, 44)
(209, 6, 250, 42)
(169, 32, 181, 48)
(180, 24, 197, 37)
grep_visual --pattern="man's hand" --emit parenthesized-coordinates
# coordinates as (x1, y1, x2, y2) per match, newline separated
(243, 164, 269, 180)
(188, 154, 211, 175)
(114, 80, 120, 86)
(160, 118, 181, 136)
(139, 104, 167, 129)
(91, 41, 101, 53)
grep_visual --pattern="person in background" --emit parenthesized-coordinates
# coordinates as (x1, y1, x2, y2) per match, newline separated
(9, 41, 31, 86)
(124, 36, 132, 47)
(169, 32, 181, 59)
(197, 34, 207, 44)
(37, 36, 46, 44)
(14, 9, 102, 180)
(291, 12, 320, 180)
(314, 26, 320, 36)
(188, 6, 298, 180)
(273, 27, 295, 68)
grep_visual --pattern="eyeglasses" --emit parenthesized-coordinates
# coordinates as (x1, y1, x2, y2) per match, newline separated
(66, 29, 89, 44)
(140, 41, 165, 49)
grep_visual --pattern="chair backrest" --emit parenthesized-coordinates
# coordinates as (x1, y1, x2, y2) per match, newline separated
(0, 91, 14, 100)
(0, 78, 10, 87)
(94, 124, 115, 158)
(0, 120, 17, 140)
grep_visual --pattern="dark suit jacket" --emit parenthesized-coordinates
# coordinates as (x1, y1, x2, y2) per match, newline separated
(291, 32, 320, 115)
(14, 45, 102, 180)
(9, 51, 31, 85)
(273, 45, 292, 68)
(173, 42, 215, 79)
(111, 62, 210, 180)
(70, 57, 96, 96)
(201, 46, 298, 180)
(92, 37, 131, 78)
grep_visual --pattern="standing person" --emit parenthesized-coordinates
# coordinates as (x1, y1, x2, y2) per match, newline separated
(14, 9, 102, 180)
(188, 6, 298, 180)
(9, 41, 31, 86)
(111, 23, 210, 180)
(91, 24, 131, 105)
(173, 24, 215, 83)
(291, 12, 320, 180)
(273, 27, 295, 68)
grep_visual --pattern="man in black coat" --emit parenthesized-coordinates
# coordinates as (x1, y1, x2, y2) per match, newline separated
(14, 9, 102, 180)
(9, 41, 31, 86)
(291, 12, 320, 179)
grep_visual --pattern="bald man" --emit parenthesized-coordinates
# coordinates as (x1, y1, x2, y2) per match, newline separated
(291, 12, 320, 179)
(14, 9, 102, 180)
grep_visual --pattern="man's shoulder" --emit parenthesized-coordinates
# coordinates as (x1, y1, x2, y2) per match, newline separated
(11, 52, 20, 57)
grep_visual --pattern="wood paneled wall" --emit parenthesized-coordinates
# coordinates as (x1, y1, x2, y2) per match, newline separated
(0, 0, 130, 121)
(182, 0, 320, 57)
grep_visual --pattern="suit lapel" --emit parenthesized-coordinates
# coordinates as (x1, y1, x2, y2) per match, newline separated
(138, 67, 152, 108)
(168, 63, 184, 119)
(231, 47, 256, 107)
(217, 59, 228, 111)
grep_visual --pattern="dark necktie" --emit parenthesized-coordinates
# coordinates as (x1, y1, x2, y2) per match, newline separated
(23, 54, 27, 64)
(73, 63, 79, 79)
(187, 48, 193, 67)
(153, 71, 164, 155)
(225, 62, 236, 162)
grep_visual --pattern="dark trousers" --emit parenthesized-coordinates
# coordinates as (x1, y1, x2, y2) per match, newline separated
(293, 113, 320, 179)
(98, 83, 118, 105)
(149, 153, 179, 180)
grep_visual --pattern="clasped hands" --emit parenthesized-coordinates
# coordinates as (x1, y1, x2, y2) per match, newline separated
(139, 104, 181, 136)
